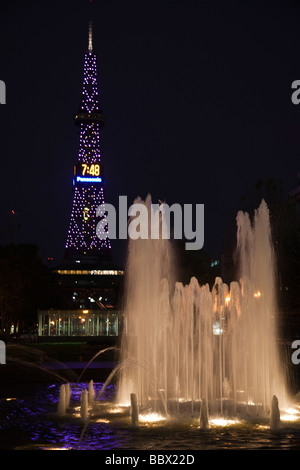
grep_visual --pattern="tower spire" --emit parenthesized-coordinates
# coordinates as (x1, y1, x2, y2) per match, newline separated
(88, 20, 93, 53)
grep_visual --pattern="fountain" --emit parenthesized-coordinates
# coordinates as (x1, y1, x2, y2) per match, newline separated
(4, 197, 298, 450)
(117, 197, 288, 420)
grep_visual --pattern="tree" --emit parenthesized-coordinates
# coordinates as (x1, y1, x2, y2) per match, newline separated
(0, 244, 55, 334)
(223, 177, 300, 338)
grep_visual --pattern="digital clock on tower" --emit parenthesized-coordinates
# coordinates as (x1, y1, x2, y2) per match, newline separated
(78, 163, 100, 176)
(74, 163, 102, 183)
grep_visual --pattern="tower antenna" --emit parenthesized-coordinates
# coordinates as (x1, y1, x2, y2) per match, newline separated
(88, 20, 93, 53)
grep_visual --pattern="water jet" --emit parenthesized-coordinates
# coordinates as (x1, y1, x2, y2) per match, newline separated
(57, 384, 66, 416)
(89, 380, 95, 404)
(65, 383, 71, 408)
(117, 198, 288, 418)
(270, 395, 280, 430)
(200, 398, 209, 430)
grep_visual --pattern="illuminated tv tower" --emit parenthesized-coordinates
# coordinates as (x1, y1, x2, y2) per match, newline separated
(65, 21, 111, 264)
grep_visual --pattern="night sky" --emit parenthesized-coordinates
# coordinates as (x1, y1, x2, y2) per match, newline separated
(0, 0, 299, 267)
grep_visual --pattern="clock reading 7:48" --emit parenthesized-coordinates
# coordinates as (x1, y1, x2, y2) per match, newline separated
(81, 163, 100, 176)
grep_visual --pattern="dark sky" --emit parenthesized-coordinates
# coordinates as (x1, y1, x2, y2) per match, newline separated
(0, 0, 299, 266)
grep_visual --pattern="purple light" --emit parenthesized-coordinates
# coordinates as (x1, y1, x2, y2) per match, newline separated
(65, 49, 111, 254)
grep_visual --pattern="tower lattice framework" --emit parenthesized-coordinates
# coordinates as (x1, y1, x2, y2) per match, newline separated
(65, 22, 111, 263)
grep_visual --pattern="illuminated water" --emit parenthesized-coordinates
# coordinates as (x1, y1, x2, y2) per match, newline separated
(1, 381, 300, 450)
(117, 198, 288, 415)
